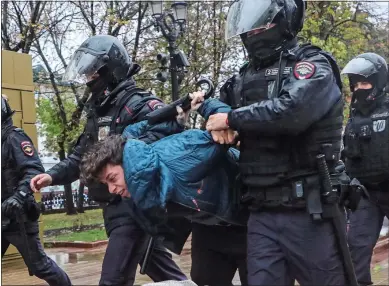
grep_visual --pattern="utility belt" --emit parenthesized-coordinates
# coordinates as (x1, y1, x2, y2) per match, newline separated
(243, 163, 366, 218)
(243, 174, 326, 213)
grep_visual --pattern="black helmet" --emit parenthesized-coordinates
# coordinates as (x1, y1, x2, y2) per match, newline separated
(341, 53, 388, 98)
(225, 0, 305, 65)
(225, 0, 305, 40)
(63, 35, 132, 90)
(1, 95, 14, 124)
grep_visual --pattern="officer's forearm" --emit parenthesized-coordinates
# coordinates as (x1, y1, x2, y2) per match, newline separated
(46, 155, 81, 185)
(197, 99, 232, 120)
(228, 88, 341, 135)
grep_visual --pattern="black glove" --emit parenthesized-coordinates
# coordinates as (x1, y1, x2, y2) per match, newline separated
(340, 178, 367, 211)
(1, 190, 28, 218)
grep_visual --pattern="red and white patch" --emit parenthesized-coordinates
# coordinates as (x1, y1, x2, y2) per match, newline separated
(293, 61, 316, 80)
(147, 100, 164, 111)
(21, 141, 34, 156)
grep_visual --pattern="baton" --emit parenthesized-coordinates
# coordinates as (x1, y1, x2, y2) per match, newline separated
(140, 236, 156, 275)
(316, 154, 358, 286)
(147, 78, 215, 125)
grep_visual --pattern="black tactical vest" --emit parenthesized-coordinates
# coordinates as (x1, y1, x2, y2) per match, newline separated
(1, 126, 25, 201)
(344, 97, 389, 183)
(84, 86, 149, 149)
(230, 45, 344, 189)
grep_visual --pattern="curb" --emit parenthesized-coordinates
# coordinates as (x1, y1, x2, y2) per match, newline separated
(44, 240, 108, 248)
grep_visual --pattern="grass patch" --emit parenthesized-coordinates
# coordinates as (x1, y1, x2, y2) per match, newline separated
(50, 228, 107, 242)
(42, 209, 103, 231)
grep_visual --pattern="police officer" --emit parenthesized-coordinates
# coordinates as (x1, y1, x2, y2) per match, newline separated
(204, 0, 347, 284)
(30, 35, 187, 285)
(342, 53, 389, 286)
(1, 95, 71, 285)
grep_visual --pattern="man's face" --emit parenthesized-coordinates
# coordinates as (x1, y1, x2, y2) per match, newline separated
(99, 164, 130, 197)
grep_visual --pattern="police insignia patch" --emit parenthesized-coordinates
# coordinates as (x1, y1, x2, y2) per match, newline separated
(148, 100, 164, 110)
(21, 141, 34, 156)
(293, 61, 316, 80)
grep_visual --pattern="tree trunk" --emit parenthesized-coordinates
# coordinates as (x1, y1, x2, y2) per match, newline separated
(64, 183, 76, 215)
(77, 183, 85, 213)
(58, 146, 77, 215)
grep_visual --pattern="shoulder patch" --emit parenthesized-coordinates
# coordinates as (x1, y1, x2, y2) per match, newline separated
(147, 100, 164, 111)
(293, 61, 316, 80)
(21, 141, 34, 156)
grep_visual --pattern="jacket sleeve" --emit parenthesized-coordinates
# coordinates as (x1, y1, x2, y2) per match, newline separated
(46, 132, 87, 185)
(9, 131, 45, 195)
(227, 53, 342, 135)
(119, 95, 185, 144)
(197, 99, 232, 120)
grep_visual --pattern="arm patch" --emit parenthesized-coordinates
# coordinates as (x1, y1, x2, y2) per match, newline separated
(147, 100, 164, 110)
(293, 61, 316, 80)
(21, 141, 34, 156)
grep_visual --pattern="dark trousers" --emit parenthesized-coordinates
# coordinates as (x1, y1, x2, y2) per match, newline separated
(99, 223, 187, 286)
(247, 210, 346, 286)
(190, 223, 248, 286)
(347, 188, 389, 286)
(1, 222, 71, 286)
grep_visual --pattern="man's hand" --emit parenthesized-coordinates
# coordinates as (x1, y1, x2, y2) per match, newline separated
(189, 91, 205, 111)
(30, 174, 52, 192)
(211, 129, 238, 144)
(206, 113, 229, 131)
(1, 191, 26, 218)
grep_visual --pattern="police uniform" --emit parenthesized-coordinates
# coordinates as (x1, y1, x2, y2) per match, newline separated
(221, 42, 346, 285)
(219, 1, 349, 284)
(342, 53, 389, 286)
(2, 122, 71, 285)
(45, 78, 187, 285)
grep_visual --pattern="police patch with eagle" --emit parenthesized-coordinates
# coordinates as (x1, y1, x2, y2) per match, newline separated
(293, 61, 316, 80)
(21, 141, 34, 156)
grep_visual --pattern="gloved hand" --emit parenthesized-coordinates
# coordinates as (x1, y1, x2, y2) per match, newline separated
(1, 191, 28, 218)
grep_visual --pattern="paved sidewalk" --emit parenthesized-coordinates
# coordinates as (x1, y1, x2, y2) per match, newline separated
(2, 236, 388, 285)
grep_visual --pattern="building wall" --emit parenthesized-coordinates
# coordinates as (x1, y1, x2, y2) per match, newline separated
(2, 50, 44, 260)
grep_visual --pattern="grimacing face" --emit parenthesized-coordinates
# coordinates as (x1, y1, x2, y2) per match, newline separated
(99, 164, 130, 198)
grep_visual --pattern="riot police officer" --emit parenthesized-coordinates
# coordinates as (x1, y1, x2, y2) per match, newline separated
(1, 95, 71, 285)
(30, 35, 187, 285)
(204, 0, 348, 284)
(342, 53, 389, 286)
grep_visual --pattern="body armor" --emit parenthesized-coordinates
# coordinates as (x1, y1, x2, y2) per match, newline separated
(344, 98, 389, 184)
(225, 45, 344, 190)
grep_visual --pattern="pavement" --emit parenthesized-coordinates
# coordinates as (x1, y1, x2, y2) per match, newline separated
(2, 235, 388, 285)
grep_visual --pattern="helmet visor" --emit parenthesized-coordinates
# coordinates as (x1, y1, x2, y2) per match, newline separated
(225, 0, 282, 40)
(62, 50, 107, 83)
(341, 57, 378, 78)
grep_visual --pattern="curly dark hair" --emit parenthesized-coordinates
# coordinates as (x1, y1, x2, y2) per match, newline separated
(80, 135, 126, 184)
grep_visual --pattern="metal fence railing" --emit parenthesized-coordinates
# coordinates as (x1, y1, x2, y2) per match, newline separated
(40, 192, 100, 213)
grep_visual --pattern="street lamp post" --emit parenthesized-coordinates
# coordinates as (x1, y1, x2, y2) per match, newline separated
(149, 1, 189, 102)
